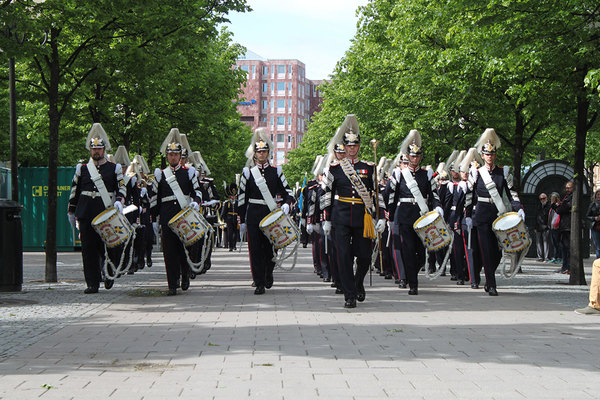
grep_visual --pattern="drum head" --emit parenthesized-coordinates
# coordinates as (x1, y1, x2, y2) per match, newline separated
(415, 211, 438, 229)
(494, 213, 520, 230)
(92, 208, 116, 225)
(260, 209, 283, 227)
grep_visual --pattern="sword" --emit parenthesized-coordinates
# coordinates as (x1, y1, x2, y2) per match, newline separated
(466, 226, 476, 284)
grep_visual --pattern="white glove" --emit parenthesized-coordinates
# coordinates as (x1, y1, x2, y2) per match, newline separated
(518, 209, 525, 221)
(68, 213, 76, 227)
(202, 199, 219, 206)
(189, 201, 200, 211)
(281, 203, 290, 215)
(240, 223, 247, 236)
(113, 201, 124, 213)
(375, 219, 386, 233)
(307, 224, 314, 234)
(140, 187, 147, 197)
(465, 217, 473, 231)
(322, 221, 332, 236)
(434, 206, 444, 218)
(313, 223, 321, 234)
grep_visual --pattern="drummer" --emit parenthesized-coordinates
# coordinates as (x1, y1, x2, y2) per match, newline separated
(465, 128, 524, 296)
(150, 128, 203, 296)
(385, 129, 442, 295)
(68, 123, 126, 294)
(321, 115, 386, 308)
(237, 128, 293, 295)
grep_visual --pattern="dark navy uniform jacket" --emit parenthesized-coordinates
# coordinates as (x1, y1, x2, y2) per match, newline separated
(221, 198, 238, 224)
(385, 166, 440, 226)
(304, 180, 322, 224)
(237, 163, 293, 225)
(322, 159, 383, 228)
(447, 180, 469, 231)
(466, 165, 522, 226)
(68, 161, 126, 220)
(150, 165, 203, 227)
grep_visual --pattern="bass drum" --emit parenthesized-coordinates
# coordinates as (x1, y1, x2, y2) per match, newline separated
(492, 212, 531, 253)
(92, 207, 133, 248)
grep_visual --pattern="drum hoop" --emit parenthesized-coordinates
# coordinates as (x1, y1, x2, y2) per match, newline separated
(260, 209, 284, 228)
(492, 212, 522, 233)
(92, 207, 117, 226)
(413, 210, 440, 231)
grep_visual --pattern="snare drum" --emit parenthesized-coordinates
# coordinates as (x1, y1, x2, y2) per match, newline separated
(92, 207, 133, 248)
(413, 210, 452, 251)
(492, 212, 531, 253)
(168, 206, 212, 247)
(259, 209, 298, 250)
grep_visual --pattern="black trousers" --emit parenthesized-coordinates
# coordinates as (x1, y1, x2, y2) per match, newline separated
(334, 224, 372, 301)
(476, 223, 502, 289)
(452, 230, 468, 281)
(79, 219, 104, 289)
(226, 220, 238, 250)
(161, 227, 189, 290)
(327, 227, 341, 287)
(319, 229, 330, 279)
(311, 231, 322, 273)
(397, 223, 425, 289)
(247, 223, 275, 287)
(390, 223, 407, 280)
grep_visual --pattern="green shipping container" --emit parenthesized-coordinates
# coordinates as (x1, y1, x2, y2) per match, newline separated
(19, 167, 80, 251)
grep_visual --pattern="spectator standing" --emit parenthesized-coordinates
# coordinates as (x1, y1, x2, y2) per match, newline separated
(548, 192, 562, 263)
(535, 193, 551, 261)
(586, 189, 600, 259)
(552, 181, 573, 274)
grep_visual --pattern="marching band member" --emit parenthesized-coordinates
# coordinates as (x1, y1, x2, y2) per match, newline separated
(150, 128, 203, 296)
(221, 183, 239, 251)
(68, 123, 126, 294)
(465, 128, 524, 296)
(386, 152, 409, 288)
(305, 155, 325, 278)
(237, 128, 294, 295)
(386, 130, 442, 295)
(446, 150, 469, 285)
(113, 146, 142, 274)
(321, 115, 386, 308)
(323, 143, 347, 293)
(133, 154, 154, 268)
(193, 150, 220, 274)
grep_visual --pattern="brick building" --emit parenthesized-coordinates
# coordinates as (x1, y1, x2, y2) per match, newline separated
(235, 50, 327, 165)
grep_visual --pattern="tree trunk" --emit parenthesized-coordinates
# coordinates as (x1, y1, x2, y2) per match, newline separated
(569, 85, 588, 285)
(45, 28, 60, 283)
(511, 107, 525, 190)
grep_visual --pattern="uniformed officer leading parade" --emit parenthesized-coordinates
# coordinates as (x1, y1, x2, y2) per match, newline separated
(322, 115, 386, 308)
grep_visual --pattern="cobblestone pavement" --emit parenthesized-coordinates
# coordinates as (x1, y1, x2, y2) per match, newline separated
(0, 247, 598, 399)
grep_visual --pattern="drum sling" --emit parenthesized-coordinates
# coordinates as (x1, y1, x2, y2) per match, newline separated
(251, 165, 298, 270)
(164, 167, 213, 273)
(88, 160, 136, 279)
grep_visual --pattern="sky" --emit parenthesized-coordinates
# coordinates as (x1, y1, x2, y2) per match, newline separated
(224, 0, 369, 80)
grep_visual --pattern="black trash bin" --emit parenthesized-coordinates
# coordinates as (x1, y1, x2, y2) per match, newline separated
(0, 200, 23, 292)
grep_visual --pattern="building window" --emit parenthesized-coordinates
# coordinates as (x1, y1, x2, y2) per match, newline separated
(288, 82, 292, 92)
(263, 65, 268, 75)
(270, 82, 274, 93)
(288, 116, 292, 126)
(261, 100, 267, 111)
(277, 133, 284, 142)
(288, 65, 293, 74)
(277, 117, 285, 127)
(277, 82, 285, 95)
(278, 65, 285, 74)
(262, 83, 267, 92)
(270, 99, 274, 112)
(270, 117, 274, 127)
(277, 99, 285, 111)
(252, 64, 256, 78)
(240, 65, 249, 72)
(288, 99, 292, 110)
(260, 115, 267, 122)
(270, 134, 274, 141)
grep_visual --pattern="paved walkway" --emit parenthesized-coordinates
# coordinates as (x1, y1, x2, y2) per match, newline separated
(0, 247, 598, 399)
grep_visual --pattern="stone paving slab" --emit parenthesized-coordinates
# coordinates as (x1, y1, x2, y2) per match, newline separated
(0, 247, 599, 399)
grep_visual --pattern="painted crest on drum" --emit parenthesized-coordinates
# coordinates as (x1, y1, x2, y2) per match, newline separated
(92, 208, 133, 248)
(259, 210, 298, 250)
(492, 212, 531, 253)
(168, 207, 210, 246)
(413, 211, 452, 251)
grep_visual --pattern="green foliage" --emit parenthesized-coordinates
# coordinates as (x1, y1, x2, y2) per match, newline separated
(0, 0, 250, 190)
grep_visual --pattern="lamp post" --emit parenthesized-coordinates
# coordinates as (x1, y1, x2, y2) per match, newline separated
(9, 56, 18, 202)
